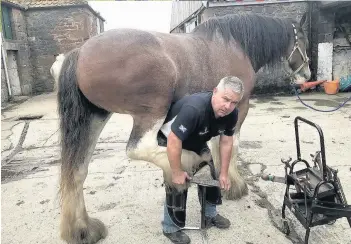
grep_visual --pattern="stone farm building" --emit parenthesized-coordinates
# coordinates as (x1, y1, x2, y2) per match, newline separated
(171, 0, 351, 93)
(1, 0, 105, 103)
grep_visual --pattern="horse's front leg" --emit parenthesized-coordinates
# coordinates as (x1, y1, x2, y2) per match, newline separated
(126, 116, 210, 191)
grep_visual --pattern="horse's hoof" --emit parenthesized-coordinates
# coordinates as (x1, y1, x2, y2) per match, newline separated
(223, 180, 248, 200)
(62, 217, 107, 244)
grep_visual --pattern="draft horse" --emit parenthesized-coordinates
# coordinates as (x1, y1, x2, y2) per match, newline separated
(56, 13, 311, 243)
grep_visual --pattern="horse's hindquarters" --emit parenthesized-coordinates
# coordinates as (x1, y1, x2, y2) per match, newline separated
(76, 30, 177, 117)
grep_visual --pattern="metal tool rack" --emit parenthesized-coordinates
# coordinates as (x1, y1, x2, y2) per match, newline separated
(265, 116, 351, 244)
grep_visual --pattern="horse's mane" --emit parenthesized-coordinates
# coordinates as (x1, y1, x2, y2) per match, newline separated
(192, 13, 296, 71)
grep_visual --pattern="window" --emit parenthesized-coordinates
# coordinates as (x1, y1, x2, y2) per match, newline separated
(1, 5, 13, 40)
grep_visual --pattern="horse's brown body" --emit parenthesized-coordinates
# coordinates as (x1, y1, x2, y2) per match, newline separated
(57, 14, 311, 244)
(77, 29, 255, 120)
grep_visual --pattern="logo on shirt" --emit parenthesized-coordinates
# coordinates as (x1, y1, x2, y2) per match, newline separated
(218, 129, 225, 134)
(179, 124, 187, 133)
(199, 127, 209, 135)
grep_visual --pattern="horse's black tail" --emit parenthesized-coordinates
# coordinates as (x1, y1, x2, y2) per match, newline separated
(57, 48, 96, 199)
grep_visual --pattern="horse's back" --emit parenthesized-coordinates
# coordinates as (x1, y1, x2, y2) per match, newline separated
(74, 28, 254, 116)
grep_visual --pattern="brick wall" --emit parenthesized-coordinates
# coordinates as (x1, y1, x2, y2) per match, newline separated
(26, 6, 102, 93)
(200, 2, 310, 94)
(83, 8, 102, 36)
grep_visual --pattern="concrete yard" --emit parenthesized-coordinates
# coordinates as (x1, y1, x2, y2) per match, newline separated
(1, 91, 351, 244)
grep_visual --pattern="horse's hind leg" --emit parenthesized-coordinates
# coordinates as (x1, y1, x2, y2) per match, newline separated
(58, 48, 112, 244)
(60, 111, 111, 244)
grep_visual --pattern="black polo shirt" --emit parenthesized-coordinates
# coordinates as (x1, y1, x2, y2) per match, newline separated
(160, 91, 238, 154)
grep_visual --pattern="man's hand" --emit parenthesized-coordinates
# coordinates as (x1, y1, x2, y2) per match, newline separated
(219, 172, 231, 191)
(172, 170, 191, 185)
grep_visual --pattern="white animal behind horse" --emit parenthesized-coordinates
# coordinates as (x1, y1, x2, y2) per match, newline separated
(50, 54, 65, 91)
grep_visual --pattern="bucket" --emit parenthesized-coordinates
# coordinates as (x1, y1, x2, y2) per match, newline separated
(323, 80, 339, 95)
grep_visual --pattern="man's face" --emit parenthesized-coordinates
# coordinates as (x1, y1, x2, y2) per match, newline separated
(212, 87, 241, 118)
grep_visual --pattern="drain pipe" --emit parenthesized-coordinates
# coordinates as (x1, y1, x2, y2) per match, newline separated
(1, 37, 12, 97)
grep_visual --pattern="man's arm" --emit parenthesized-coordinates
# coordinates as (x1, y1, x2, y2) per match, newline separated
(167, 105, 199, 184)
(218, 133, 236, 191)
(167, 132, 192, 185)
(219, 108, 238, 190)
(220, 108, 238, 172)
(219, 134, 233, 177)
(167, 131, 183, 173)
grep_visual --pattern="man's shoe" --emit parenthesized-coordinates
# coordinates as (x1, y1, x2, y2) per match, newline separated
(163, 230, 191, 244)
(206, 214, 231, 229)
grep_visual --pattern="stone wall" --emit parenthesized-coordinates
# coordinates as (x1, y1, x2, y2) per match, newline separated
(332, 7, 351, 81)
(25, 6, 102, 93)
(200, 2, 310, 94)
(333, 37, 351, 80)
(310, 3, 335, 81)
(202, 2, 308, 20)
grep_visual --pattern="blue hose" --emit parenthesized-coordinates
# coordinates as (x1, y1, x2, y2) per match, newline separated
(292, 86, 351, 112)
